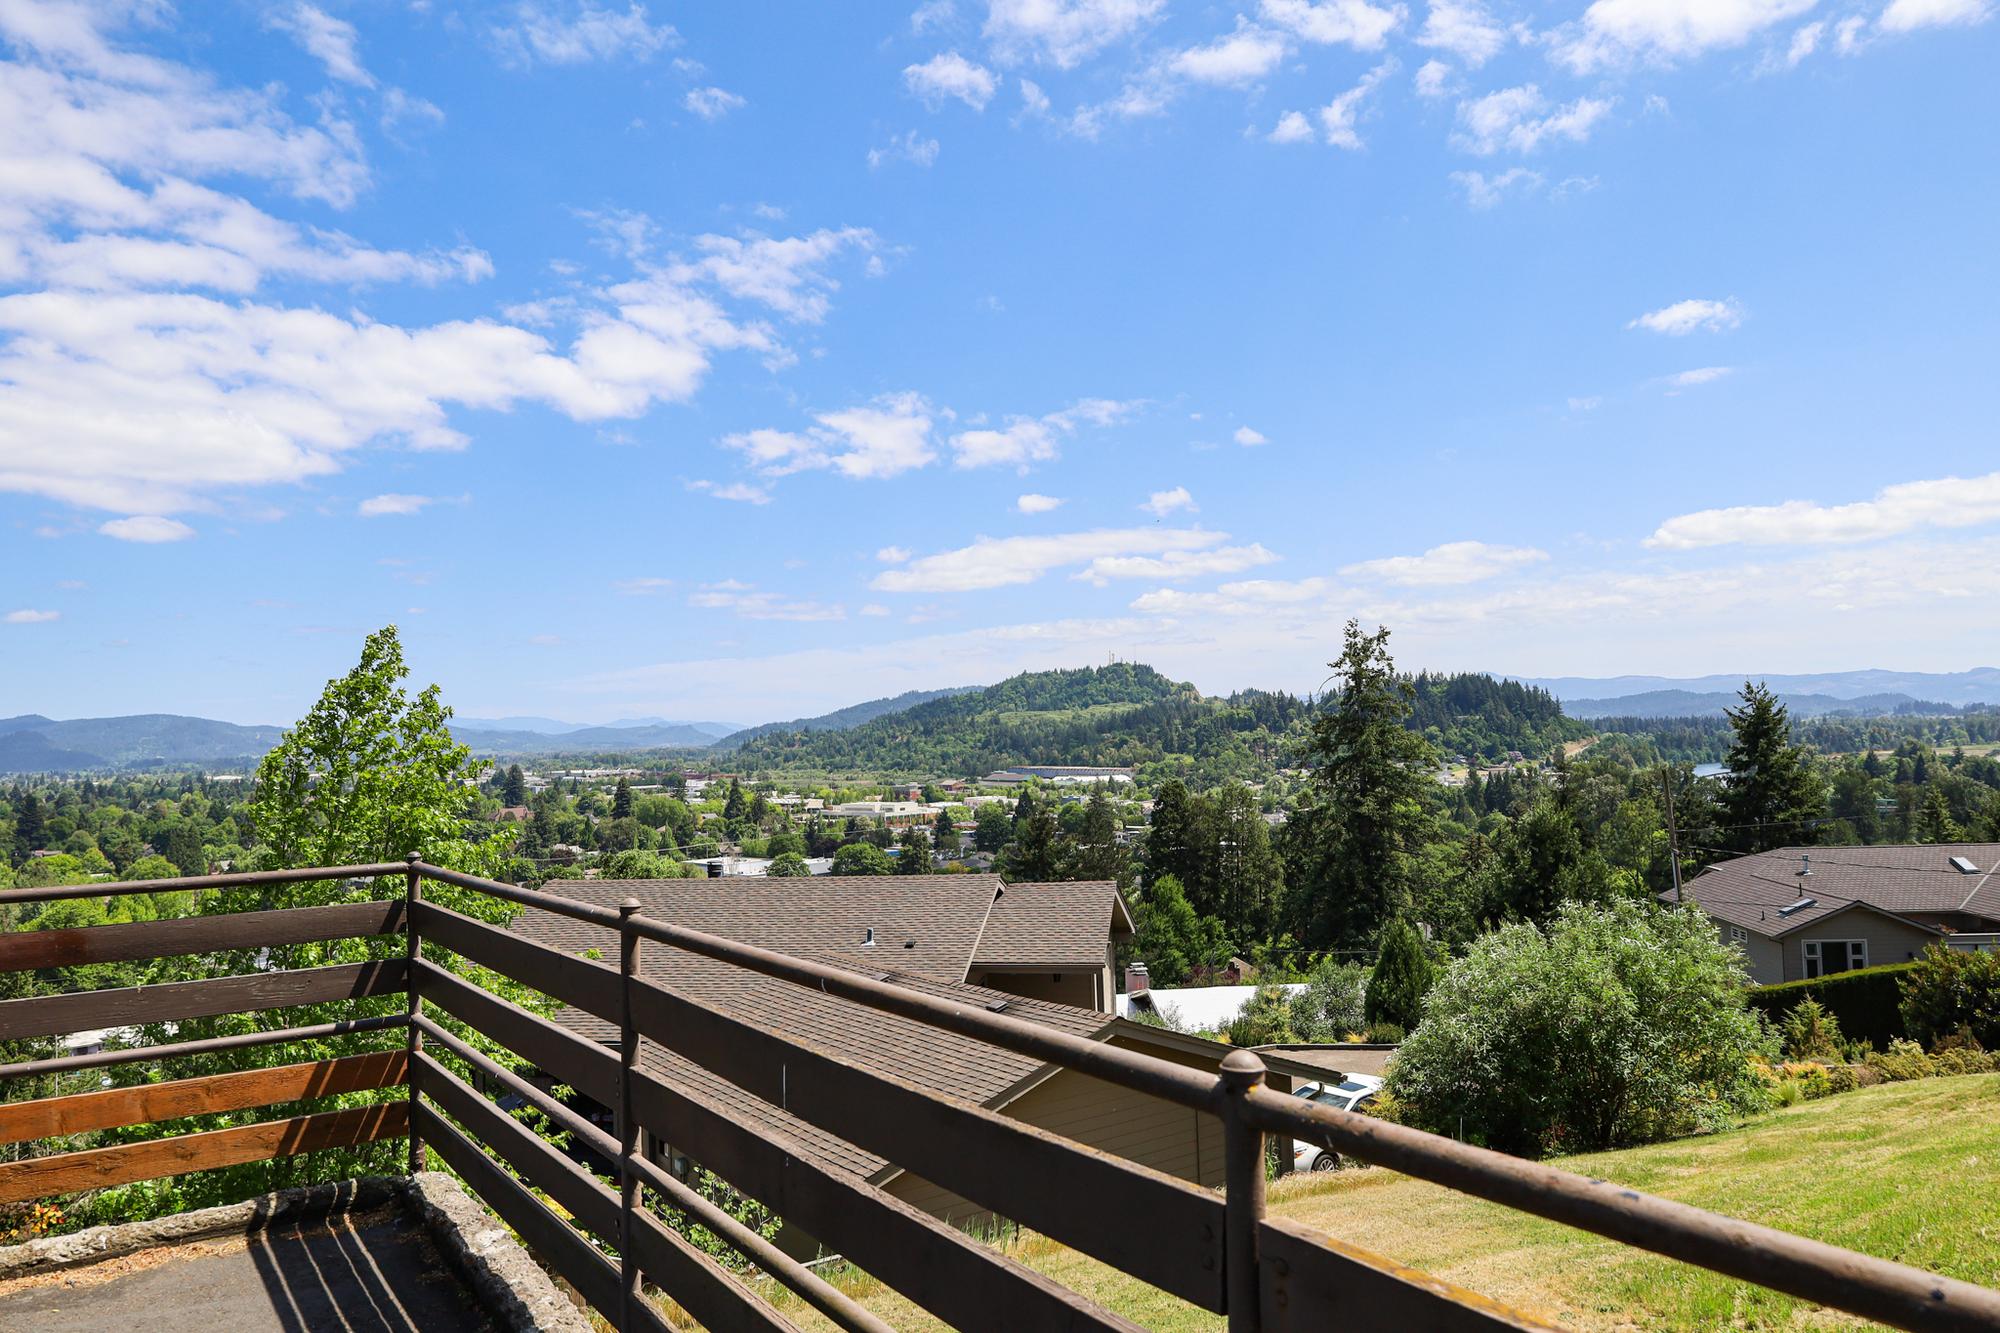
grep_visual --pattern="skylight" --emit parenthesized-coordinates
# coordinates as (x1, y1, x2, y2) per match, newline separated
(1950, 856, 1980, 874)
(1778, 897, 1817, 916)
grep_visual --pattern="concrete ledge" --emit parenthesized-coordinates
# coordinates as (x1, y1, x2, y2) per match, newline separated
(0, 1172, 591, 1332)
(0, 1175, 400, 1281)
(405, 1170, 593, 1333)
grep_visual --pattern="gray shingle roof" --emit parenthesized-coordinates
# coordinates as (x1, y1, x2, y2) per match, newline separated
(511, 876, 1124, 1183)
(1674, 843, 2000, 938)
(972, 879, 1134, 967)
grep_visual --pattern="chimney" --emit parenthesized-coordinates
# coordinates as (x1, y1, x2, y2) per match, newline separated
(1124, 962, 1149, 995)
(707, 860, 724, 879)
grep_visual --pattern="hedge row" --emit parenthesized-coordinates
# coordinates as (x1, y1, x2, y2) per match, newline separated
(1747, 962, 1916, 1049)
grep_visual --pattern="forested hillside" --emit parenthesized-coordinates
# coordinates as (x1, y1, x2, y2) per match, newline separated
(1405, 673, 1591, 761)
(713, 685, 981, 748)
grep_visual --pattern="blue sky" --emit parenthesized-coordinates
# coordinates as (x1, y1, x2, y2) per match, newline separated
(3, 0, 1997, 726)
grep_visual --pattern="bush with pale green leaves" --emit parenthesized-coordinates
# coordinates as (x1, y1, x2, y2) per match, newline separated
(1388, 900, 1774, 1157)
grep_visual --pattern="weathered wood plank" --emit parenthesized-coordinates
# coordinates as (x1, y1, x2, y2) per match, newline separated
(0, 959, 407, 1041)
(414, 1053, 789, 1333)
(627, 972, 1228, 1311)
(1257, 1214, 1560, 1331)
(628, 1058, 1145, 1333)
(412, 1102, 632, 1327)
(0, 1101, 407, 1204)
(0, 901, 405, 974)
(0, 1050, 407, 1146)
(410, 900, 620, 1023)
(412, 960, 619, 1106)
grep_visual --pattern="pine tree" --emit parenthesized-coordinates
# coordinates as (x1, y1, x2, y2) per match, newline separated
(502, 764, 527, 806)
(611, 776, 634, 819)
(896, 828, 933, 874)
(723, 778, 748, 821)
(1365, 918, 1436, 1031)
(1914, 785, 1962, 843)
(1720, 682, 1825, 854)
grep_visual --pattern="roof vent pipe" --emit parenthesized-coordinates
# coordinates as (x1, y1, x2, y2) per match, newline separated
(862, 927, 875, 947)
(1798, 854, 1812, 884)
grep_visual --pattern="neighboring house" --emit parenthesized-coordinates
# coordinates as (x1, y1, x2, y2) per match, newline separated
(1117, 982, 1307, 1033)
(515, 873, 1324, 1254)
(1673, 843, 2000, 985)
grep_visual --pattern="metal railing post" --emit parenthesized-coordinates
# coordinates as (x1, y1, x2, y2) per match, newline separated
(404, 854, 425, 1175)
(1220, 1049, 1268, 1333)
(617, 897, 643, 1330)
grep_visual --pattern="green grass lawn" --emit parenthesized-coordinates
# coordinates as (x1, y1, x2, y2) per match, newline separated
(742, 1074, 2000, 1331)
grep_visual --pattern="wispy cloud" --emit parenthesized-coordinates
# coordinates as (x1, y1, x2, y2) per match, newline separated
(1647, 470, 2000, 548)
(1628, 297, 1743, 335)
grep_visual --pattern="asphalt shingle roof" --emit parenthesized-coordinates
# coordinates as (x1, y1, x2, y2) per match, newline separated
(972, 879, 1133, 967)
(510, 875, 1121, 1183)
(1675, 843, 2000, 938)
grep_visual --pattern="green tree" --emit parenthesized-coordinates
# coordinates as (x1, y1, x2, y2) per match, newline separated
(1720, 683, 1825, 854)
(1207, 783, 1281, 947)
(1144, 778, 1206, 892)
(932, 807, 956, 845)
(896, 828, 933, 874)
(767, 851, 811, 877)
(1287, 621, 1438, 948)
(611, 777, 634, 820)
(1365, 919, 1436, 1031)
(1913, 785, 1962, 843)
(1388, 901, 1772, 1156)
(723, 779, 748, 822)
(1900, 944, 2000, 1049)
(1065, 789, 1131, 888)
(1129, 874, 1227, 988)
(501, 764, 527, 807)
(1225, 984, 1295, 1046)
(831, 842, 893, 876)
(973, 804, 1012, 852)
(1000, 800, 1064, 882)
(1288, 955, 1369, 1041)
(1488, 794, 1614, 925)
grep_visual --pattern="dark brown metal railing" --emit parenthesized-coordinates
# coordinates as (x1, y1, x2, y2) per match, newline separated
(1, 859, 1996, 1332)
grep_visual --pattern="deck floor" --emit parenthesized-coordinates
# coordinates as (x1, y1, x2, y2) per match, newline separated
(0, 1205, 494, 1332)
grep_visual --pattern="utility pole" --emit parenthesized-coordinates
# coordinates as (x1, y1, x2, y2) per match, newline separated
(1662, 765, 1683, 903)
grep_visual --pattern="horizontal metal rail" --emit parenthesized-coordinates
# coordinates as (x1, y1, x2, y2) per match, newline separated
(0, 1014, 406, 1081)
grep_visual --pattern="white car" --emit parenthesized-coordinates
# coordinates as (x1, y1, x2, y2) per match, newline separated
(1290, 1075, 1383, 1173)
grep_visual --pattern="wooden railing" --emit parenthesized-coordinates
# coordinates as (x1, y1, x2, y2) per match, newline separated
(1, 860, 1997, 1332)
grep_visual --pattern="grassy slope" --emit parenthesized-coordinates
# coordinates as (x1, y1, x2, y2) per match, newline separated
(752, 1074, 2000, 1332)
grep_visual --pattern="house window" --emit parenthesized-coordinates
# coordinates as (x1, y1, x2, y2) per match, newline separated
(1803, 939, 1867, 978)
(1728, 925, 1747, 945)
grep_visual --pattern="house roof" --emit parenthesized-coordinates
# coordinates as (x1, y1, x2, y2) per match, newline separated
(971, 879, 1132, 968)
(1675, 843, 2000, 938)
(511, 878, 1131, 1181)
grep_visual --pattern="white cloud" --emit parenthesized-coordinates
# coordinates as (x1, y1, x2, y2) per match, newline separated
(6, 609, 60, 624)
(1454, 85, 1613, 155)
(1879, 0, 1992, 29)
(1077, 543, 1280, 584)
(1835, 14, 1871, 48)
(1340, 540, 1549, 585)
(1666, 365, 1733, 388)
(269, 4, 375, 87)
(1555, 0, 1817, 70)
(1414, 58, 1453, 96)
(951, 418, 1058, 468)
(687, 479, 771, 504)
(1647, 471, 2000, 549)
(1268, 110, 1316, 142)
(689, 580, 846, 621)
(98, 515, 194, 542)
(492, 3, 678, 66)
(1568, 395, 1602, 411)
(1018, 77, 1052, 115)
(868, 130, 942, 168)
(1167, 23, 1291, 85)
(358, 493, 432, 517)
(1141, 485, 1196, 517)
(1418, 0, 1506, 64)
(1765, 20, 1824, 67)
(614, 576, 674, 594)
(1318, 61, 1397, 148)
(1450, 166, 1542, 208)
(1258, 0, 1404, 49)
(683, 86, 747, 119)
(872, 526, 1233, 592)
(877, 546, 913, 563)
(913, 0, 958, 31)
(1130, 576, 1333, 615)
(905, 51, 999, 108)
(724, 393, 937, 480)
(984, 0, 1167, 68)
(1628, 297, 1743, 335)
(1017, 493, 1065, 513)
(680, 227, 875, 322)
(1233, 426, 1268, 446)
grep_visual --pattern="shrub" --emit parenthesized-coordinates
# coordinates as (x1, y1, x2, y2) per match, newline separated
(1366, 919, 1436, 1032)
(1288, 956, 1368, 1041)
(1780, 998, 1843, 1061)
(1748, 962, 1916, 1049)
(1899, 945, 2000, 1050)
(1363, 1021, 1406, 1044)
(1866, 1039, 1936, 1082)
(1388, 901, 1773, 1157)
(1226, 984, 1297, 1047)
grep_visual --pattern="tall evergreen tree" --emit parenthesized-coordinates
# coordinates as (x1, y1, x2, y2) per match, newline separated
(502, 764, 527, 806)
(1065, 788, 1131, 888)
(1365, 918, 1436, 1031)
(1720, 682, 1825, 853)
(1287, 621, 1438, 948)
(722, 778, 748, 821)
(896, 827, 934, 873)
(1001, 801, 1064, 882)
(611, 776, 634, 819)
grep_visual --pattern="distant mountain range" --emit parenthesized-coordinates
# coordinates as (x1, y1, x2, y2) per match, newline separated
(711, 687, 981, 749)
(1521, 668, 2000, 709)
(455, 715, 746, 738)
(1560, 689, 1968, 720)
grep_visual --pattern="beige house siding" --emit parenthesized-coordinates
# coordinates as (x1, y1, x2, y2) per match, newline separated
(1711, 915, 1784, 985)
(970, 969, 1103, 1011)
(1780, 905, 1938, 982)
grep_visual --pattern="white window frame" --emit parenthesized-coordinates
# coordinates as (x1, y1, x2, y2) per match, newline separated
(1728, 925, 1748, 946)
(1802, 938, 1867, 979)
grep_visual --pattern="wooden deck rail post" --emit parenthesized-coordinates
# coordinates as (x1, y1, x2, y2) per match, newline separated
(617, 897, 644, 1330)
(405, 854, 425, 1175)
(1220, 1050, 1268, 1333)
